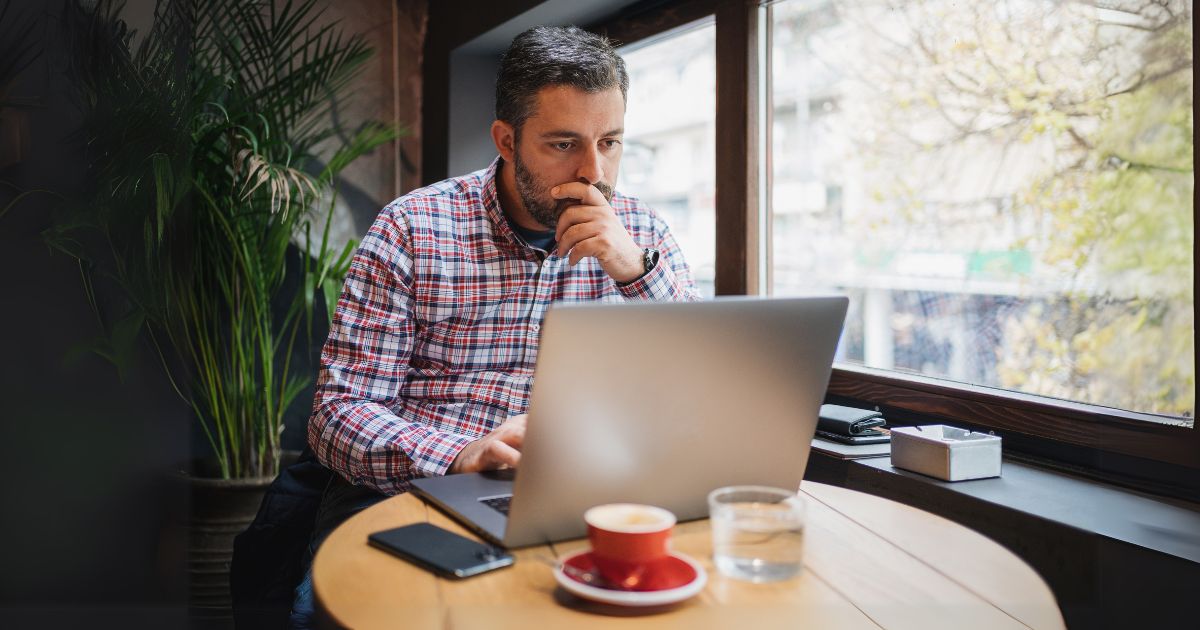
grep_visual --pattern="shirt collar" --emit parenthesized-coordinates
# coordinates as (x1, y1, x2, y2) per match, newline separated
(482, 155, 552, 254)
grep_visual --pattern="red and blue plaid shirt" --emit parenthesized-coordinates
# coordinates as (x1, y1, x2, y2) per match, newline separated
(308, 158, 700, 494)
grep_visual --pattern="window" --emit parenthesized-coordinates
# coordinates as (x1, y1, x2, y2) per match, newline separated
(619, 22, 717, 297)
(768, 0, 1194, 424)
(588, 0, 1197, 489)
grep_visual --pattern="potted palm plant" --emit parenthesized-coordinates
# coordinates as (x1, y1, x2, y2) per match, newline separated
(53, 0, 398, 611)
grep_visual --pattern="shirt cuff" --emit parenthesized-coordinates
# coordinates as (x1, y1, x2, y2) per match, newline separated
(411, 430, 477, 478)
(616, 255, 682, 301)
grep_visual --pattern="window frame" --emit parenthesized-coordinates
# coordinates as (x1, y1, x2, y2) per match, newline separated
(593, 0, 761, 295)
(590, 0, 1199, 499)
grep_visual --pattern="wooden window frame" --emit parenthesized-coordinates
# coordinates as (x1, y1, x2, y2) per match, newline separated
(595, 0, 762, 296)
(590, 0, 1199, 499)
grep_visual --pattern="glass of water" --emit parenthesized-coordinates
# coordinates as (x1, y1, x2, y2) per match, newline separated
(707, 485, 806, 582)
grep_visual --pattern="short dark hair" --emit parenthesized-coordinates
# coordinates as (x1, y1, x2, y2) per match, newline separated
(495, 26, 629, 135)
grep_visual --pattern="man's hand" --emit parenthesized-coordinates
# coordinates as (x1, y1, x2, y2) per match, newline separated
(449, 414, 527, 474)
(552, 182, 645, 283)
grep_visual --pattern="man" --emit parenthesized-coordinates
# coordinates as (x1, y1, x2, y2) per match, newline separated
(286, 24, 700, 627)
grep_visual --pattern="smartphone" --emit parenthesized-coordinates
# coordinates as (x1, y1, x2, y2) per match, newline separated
(368, 523, 515, 579)
(815, 428, 891, 445)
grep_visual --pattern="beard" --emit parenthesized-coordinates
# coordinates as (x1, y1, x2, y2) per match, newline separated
(512, 147, 615, 230)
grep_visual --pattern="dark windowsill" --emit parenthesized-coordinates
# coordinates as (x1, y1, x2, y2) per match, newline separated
(864, 454, 1199, 562)
(824, 380, 1200, 503)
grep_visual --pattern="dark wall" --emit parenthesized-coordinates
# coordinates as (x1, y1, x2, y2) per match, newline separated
(420, 0, 544, 185)
(447, 51, 503, 176)
(0, 2, 188, 627)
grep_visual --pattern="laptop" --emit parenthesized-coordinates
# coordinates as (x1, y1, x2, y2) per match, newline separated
(409, 296, 848, 548)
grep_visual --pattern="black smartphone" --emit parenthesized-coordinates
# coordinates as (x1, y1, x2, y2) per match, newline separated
(368, 523, 514, 579)
(815, 428, 891, 445)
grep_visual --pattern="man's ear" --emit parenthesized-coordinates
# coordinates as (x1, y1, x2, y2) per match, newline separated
(491, 120, 516, 161)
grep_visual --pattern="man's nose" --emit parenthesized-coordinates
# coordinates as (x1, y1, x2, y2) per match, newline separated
(575, 146, 604, 185)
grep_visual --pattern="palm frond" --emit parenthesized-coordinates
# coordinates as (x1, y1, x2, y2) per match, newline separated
(319, 121, 403, 183)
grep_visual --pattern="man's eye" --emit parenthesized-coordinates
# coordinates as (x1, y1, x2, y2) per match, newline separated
(553, 142, 573, 151)
(603, 139, 621, 148)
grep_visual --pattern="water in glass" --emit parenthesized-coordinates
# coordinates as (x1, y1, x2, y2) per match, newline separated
(709, 487, 806, 582)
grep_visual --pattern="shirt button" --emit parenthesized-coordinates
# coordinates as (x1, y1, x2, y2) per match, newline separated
(531, 323, 540, 332)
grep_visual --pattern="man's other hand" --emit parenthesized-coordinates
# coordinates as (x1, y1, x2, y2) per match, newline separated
(552, 182, 644, 283)
(449, 414, 527, 474)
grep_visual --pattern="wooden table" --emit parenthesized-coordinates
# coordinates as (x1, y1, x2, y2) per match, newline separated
(312, 482, 1064, 629)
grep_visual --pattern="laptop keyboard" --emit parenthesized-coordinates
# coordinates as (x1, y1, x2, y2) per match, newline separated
(479, 494, 513, 516)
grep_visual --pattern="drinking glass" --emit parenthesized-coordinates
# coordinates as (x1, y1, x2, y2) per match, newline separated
(707, 485, 806, 582)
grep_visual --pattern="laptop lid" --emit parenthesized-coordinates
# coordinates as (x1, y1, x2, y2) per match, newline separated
(496, 295, 848, 547)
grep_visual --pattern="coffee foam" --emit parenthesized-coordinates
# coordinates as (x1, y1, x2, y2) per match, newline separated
(585, 503, 675, 533)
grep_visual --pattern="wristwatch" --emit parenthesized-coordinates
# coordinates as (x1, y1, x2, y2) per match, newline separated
(641, 248, 660, 276)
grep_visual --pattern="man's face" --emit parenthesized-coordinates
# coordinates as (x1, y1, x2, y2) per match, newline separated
(510, 85, 625, 229)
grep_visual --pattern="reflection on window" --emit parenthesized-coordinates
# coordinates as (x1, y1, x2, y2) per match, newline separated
(620, 22, 716, 297)
(769, 0, 1194, 422)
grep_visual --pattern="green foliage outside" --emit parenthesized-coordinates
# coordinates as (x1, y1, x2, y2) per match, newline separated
(1002, 75, 1194, 416)
(998, 2, 1193, 417)
(830, 0, 1193, 418)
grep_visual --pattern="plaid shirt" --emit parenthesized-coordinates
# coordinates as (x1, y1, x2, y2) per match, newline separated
(309, 158, 700, 494)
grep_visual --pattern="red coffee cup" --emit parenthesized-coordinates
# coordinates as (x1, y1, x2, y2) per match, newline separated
(583, 503, 676, 589)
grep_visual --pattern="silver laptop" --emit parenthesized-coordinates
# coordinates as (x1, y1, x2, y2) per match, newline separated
(410, 296, 848, 548)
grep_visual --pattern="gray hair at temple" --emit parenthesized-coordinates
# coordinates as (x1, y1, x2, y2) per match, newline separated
(494, 25, 629, 137)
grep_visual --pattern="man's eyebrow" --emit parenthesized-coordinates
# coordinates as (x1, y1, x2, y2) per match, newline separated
(539, 128, 625, 139)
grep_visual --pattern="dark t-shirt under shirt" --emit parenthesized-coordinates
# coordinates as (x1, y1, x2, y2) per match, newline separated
(508, 217, 556, 252)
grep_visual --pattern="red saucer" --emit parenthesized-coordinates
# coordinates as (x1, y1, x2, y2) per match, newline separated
(554, 549, 707, 607)
(562, 550, 697, 592)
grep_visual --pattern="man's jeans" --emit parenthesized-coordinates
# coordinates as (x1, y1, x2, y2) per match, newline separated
(288, 474, 386, 629)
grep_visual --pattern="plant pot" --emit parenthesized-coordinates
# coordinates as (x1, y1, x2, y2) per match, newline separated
(186, 451, 300, 617)
(188, 473, 274, 616)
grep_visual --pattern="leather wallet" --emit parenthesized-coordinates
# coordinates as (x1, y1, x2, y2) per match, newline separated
(818, 404, 886, 437)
